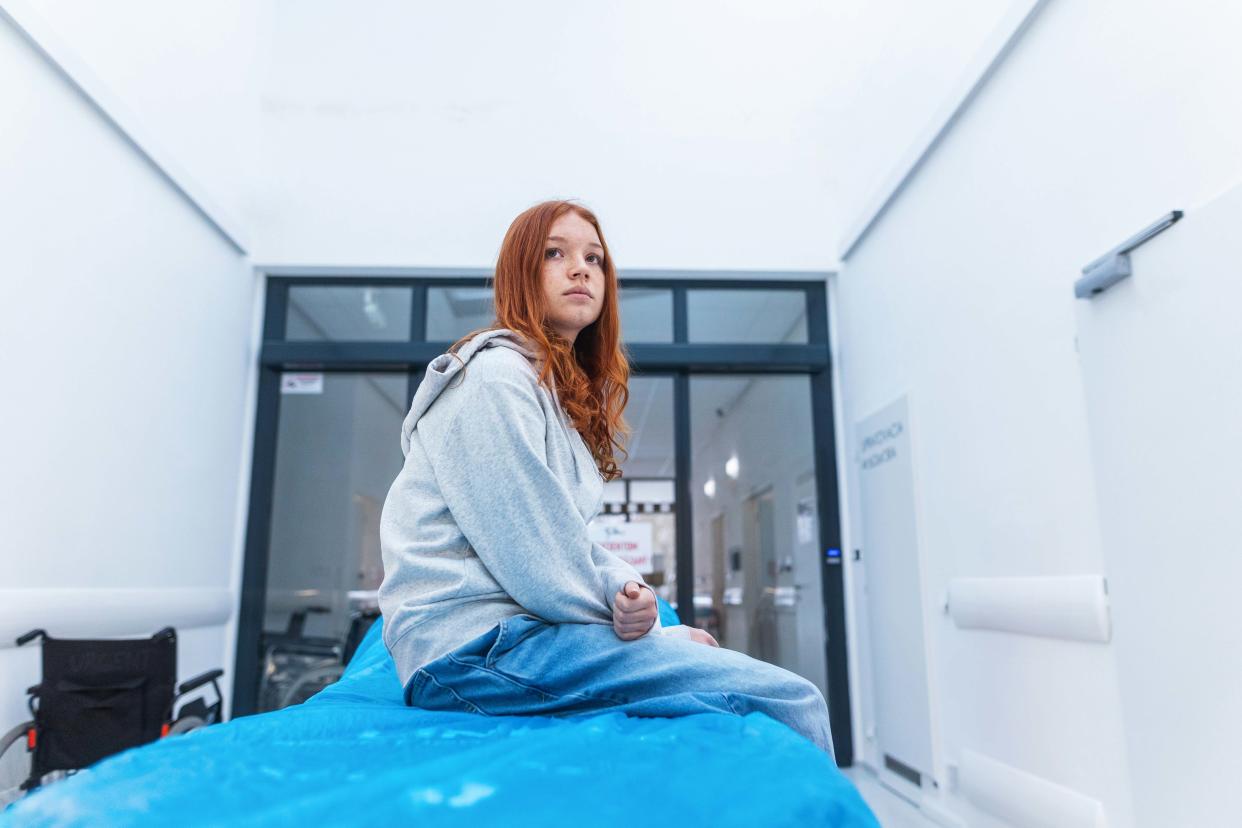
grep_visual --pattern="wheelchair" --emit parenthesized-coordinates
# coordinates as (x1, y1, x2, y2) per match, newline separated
(0, 626, 224, 805)
(258, 604, 380, 712)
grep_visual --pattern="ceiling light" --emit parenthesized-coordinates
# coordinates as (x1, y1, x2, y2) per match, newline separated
(362, 287, 387, 329)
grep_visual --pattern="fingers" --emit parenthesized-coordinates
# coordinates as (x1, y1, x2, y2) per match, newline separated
(688, 627, 720, 647)
(614, 582, 654, 612)
(613, 612, 656, 639)
(613, 609, 656, 633)
(615, 581, 641, 607)
(613, 582, 657, 641)
(612, 617, 654, 634)
(613, 615, 654, 640)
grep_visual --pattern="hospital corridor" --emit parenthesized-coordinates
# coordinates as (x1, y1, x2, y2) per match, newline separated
(2, 1, 1240, 825)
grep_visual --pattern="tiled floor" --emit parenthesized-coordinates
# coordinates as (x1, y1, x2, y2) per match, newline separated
(843, 767, 941, 828)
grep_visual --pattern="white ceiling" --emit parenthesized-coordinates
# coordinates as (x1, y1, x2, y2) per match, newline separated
(25, 0, 1012, 262)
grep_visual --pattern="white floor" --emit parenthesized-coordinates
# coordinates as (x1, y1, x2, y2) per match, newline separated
(844, 767, 941, 828)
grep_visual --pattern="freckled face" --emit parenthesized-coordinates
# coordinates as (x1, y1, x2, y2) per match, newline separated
(541, 212, 607, 345)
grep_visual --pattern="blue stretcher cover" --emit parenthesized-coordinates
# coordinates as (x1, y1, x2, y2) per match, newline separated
(3, 606, 878, 827)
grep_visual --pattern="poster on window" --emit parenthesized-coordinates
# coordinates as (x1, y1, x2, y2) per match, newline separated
(589, 521, 654, 574)
(280, 372, 323, 394)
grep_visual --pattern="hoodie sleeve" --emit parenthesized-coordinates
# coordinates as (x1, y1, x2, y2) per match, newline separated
(426, 375, 659, 633)
(591, 551, 663, 633)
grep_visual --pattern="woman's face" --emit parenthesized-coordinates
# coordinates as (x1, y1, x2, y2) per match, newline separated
(541, 211, 607, 345)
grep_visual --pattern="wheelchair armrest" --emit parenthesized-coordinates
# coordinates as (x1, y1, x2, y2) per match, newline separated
(16, 629, 46, 647)
(178, 669, 224, 696)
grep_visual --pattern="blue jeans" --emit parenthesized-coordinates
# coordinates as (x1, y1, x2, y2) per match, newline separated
(404, 613, 835, 758)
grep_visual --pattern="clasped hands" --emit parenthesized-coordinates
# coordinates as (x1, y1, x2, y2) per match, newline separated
(612, 581, 719, 647)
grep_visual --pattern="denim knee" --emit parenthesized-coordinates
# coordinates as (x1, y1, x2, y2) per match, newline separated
(798, 680, 835, 758)
(766, 672, 834, 758)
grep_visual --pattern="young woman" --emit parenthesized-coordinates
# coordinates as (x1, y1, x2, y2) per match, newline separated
(377, 200, 834, 756)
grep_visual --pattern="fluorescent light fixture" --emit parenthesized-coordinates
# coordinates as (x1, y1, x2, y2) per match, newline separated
(363, 287, 388, 329)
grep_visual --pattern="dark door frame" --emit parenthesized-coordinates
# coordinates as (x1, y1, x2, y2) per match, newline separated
(233, 271, 854, 765)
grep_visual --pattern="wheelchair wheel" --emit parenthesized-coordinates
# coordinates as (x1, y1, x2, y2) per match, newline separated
(166, 715, 206, 737)
(0, 721, 33, 808)
(277, 662, 345, 710)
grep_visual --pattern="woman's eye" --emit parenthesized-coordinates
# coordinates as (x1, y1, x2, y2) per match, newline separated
(545, 247, 602, 265)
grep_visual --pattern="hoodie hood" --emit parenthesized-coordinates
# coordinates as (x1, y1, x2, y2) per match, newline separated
(399, 328, 544, 455)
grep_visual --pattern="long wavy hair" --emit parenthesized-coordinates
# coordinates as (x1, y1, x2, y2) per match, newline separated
(446, 200, 631, 481)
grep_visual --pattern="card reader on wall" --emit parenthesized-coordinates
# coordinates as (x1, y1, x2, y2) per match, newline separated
(1075, 210, 1182, 299)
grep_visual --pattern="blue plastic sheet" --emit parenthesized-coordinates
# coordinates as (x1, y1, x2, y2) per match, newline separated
(3, 609, 878, 827)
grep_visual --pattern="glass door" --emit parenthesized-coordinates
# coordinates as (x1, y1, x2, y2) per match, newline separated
(587, 375, 679, 609)
(257, 372, 408, 711)
(690, 374, 829, 698)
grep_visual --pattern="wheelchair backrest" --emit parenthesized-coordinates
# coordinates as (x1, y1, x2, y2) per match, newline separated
(31, 627, 177, 774)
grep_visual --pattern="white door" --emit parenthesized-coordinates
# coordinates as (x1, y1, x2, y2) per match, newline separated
(855, 396, 935, 788)
(1074, 185, 1242, 826)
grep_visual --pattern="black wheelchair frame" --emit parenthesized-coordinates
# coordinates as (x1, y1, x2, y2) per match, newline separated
(257, 606, 380, 712)
(0, 626, 224, 796)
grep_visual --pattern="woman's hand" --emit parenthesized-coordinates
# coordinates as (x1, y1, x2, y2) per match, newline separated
(659, 624, 721, 647)
(613, 581, 658, 640)
(687, 627, 719, 647)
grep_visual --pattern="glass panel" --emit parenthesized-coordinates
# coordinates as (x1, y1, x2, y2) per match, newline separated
(426, 287, 495, 341)
(687, 289, 808, 344)
(260, 372, 407, 711)
(690, 375, 827, 696)
(427, 286, 672, 344)
(629, 479, 675, 504)
(587, 375, 679, 615)
(286, 286, 412, 341)
(602, 478, 627, 505)
(619, 288, 673, 343)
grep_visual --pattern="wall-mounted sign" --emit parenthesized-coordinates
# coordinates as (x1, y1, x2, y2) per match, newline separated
(589, 521, 654, 574)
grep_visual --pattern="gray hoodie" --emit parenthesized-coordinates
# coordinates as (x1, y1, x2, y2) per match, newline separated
(378, 327, 669, 691)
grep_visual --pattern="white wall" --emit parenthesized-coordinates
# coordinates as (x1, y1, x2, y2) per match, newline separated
(835, 0, 1242, 825)
(24, 0, 261, 228)
(0, 12, 255, 728)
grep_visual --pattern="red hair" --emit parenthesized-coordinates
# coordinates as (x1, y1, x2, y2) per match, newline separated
(447, 200, 631, 481)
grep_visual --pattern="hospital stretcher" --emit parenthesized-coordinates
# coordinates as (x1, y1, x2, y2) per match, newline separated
(1, 605, 878, 827)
